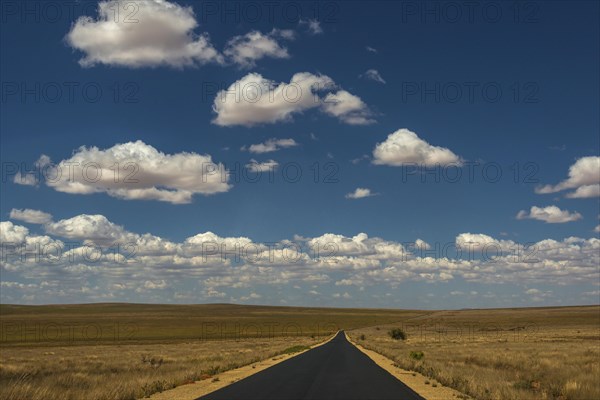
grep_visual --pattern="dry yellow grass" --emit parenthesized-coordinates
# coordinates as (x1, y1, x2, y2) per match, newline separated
(348, 306, 600, 400)
(0, 337, 321, 400)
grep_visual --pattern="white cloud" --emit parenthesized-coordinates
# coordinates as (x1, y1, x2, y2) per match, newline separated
(66, 0, 222, 68)
(366, 46, 378, 53)
(536, 156, 600, 198)
(212, 72, 373, 126)
(345, 188, 377, 199)
(2, 215, 599, 303)
(9, 209, 53, 225)
(300, 19, 323, 35)
(204, 287, 226, 298)
(0, 221, 29, 244)
(321, 90, 375, 125)
(224, 29, 293, 68)
(38, 140, 230, 204)
(524, 288, 553, 302)
(373, 129, 462, 167)
(455, 233, 499, 252)
(243, 138, 298, 153)
(516, 206, 582, 224)
(13, 172, 38, 186)
(45, 214, 134, 246)
(361, 69, 386, 84)
(245, 159, 279, 173)
(240, 292, 262, 301)
(13, 155, 51, 186)
(595, 225, 600, 233)
(144, 280, 167, 289)
(414, 239, 431, 250)
(351, 155, 370, 164)
(335, 278, 362, 286)
(565, 184, 600, 199)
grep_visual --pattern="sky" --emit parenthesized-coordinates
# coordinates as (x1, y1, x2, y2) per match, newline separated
(0, 0, 599, 308)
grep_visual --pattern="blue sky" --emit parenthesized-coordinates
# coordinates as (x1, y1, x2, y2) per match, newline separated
(0, 0, 599, 308)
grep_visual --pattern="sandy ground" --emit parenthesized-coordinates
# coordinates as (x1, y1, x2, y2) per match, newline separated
(345, 333, 471, 400)
(145, 333, 339, 400)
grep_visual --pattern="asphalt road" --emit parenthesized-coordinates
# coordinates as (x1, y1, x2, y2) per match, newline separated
(198, 331, 425, 400)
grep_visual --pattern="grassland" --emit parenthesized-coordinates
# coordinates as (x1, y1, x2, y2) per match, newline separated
(0, 303, 425, 343)
(348, 305, 600, 400)
(1, 303, 598, 400)
(0, 303, 423, 399)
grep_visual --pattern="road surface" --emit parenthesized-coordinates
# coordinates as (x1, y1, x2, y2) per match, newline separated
(198, 331, 425, 400)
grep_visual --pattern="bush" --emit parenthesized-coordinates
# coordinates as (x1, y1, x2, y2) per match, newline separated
(360, 334, 366, 340)
(410, 351, 424, 360)
(388, 328, 407, 340)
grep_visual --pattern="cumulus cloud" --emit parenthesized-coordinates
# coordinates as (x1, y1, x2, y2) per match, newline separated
(0, 221, 29, 244)
(516, 206, 582, 224)
(245, 159, 279, 173)
(13, 155, 51, 186)
(372, 129, 462, 167)
(13, 173, 38, 186)
(224, 29, 294, 68)
(565, 184, 600, 199)
(414, 239, 431, 250)
(361, 69, 386, 84)
(45, 214, 135, 246)
(212, 72, 373, 126)
(321, 90, 375, 125)
(345, 188, 377, 199)
(455, 233, 500, 252)
(536, 156, 600, 198)
(9, 209, 53, 225)
(35, 140, 230, 204)
(242, 138, 298, 153)
(66, 0, 222, 68)
(2, 214, 599, 304)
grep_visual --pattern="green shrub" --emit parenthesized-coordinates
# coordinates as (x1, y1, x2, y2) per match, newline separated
(360, 334, 366, 340)
(410, 351, 424, 360)
(388, 328, 407, 340)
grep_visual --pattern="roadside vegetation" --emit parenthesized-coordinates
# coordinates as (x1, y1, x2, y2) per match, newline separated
(349, 305, 600, 400)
